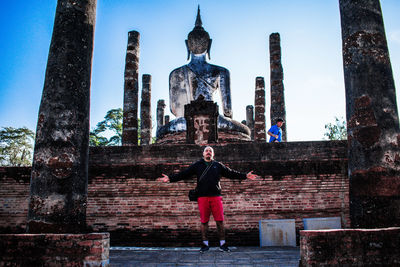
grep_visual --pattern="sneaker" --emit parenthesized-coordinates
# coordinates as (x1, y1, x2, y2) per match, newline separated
(219, 243, 231, 252)
(200, 244, 210, 253)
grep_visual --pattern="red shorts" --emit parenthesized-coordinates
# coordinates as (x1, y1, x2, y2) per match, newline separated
(197, 196, 224, 223)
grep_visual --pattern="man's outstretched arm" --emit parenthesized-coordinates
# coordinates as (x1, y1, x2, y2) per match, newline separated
(220, 163, 259, 180)
(157, 174, 170, 183)
(246, 171, 259, 180)
(156, 162, 198, 183)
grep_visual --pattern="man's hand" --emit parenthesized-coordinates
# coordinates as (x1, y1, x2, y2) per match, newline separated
(157, 174, 170, 183)
(246, 171, 259, 180)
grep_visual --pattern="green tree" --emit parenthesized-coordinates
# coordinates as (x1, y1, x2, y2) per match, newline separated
(324, 116, 347, 140)
(0, 127, 35, 166)
(89, 108, 158, 146)
(90, 108, 123, 146)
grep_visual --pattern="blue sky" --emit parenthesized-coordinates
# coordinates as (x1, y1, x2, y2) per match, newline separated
(1, 0, 399, 141)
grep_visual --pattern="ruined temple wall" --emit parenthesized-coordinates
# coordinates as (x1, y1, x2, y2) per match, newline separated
(300, 228, 400, 266)
(0, 168, 30, 233)
(0, 141, 349, 246)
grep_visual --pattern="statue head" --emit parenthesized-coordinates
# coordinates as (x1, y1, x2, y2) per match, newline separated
(186, 6, 212, 60)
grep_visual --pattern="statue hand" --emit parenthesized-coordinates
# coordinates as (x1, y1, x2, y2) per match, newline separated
(224, 110, 233, 119)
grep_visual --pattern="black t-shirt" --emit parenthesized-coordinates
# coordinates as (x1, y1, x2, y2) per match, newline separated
(169, 159, 246, 197)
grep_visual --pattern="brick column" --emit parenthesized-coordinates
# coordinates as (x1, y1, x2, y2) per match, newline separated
(165, 115, 170, 125)
(157, 99, 166, 131)
(340, 0, 400, 228)
(246, 105, 254, 140)
(269, 32, 287, 141)
(140, 74, 152, 145)
(122, 31, 140, 146)
(254, 77, 266, 141)
(27, 0, 97, 233)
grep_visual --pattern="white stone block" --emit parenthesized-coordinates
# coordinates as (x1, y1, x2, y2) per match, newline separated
(259, 219, 296, 247)
(303, 217, 342, 230)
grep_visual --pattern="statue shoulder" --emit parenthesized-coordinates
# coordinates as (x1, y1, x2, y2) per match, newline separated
(169, 65, 189, 84)
(208, 64, 230, 76)
(170, 65, 188, 76)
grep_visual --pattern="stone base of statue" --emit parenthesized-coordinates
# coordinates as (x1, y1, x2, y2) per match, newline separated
(184, 97, 218, 144)
(156, 99, 251, 145)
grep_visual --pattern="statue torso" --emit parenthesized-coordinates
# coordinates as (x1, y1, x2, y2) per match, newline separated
(169, 62, 227, 118)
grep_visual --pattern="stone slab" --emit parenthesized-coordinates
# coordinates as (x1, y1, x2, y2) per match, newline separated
(110, 246, 300, 266)
(303, 217, 341, 230)
(259, 219, 296, 247)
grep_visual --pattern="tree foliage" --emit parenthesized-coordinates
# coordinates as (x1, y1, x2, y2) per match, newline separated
(324, 116, 347, 140)
(90, 108, 123, 146)
(0, 127, 35, 166)
(89, 108, 159, 146)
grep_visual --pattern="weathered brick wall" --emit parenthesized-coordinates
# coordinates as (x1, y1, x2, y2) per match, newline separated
(0, 233, 109, 266)
(0, 141, 349, 246)
(156, 130, 252, 144)
(300, 227, 400, 266)
(0, 167, 30, 233)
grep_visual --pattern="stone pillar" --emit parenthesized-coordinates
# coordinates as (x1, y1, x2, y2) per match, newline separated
(165, 115, 170, 125)
(340, 0, 400, 228)
(246, 105, 254, 140)
(122, 31, 140, 146)
(157, 99, 166, 130)
(254, 77, 266, 141)
(140, 74, 152, 145)
(184, 96, 219, 145)
(27, 0, 97, 233)
(269, 32, 287, 141)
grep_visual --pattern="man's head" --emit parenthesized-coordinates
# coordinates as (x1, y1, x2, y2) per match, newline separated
(203, 146, 214, 162)
(276, 118, 284, 128)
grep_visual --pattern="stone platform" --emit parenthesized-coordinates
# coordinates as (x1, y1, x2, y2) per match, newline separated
(0, 232, 110, 266)
(110, 246, 300, 266)
(300, 227, 400, 266)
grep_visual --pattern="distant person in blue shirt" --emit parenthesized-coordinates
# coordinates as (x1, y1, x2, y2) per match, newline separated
(267, 119, 284, 142)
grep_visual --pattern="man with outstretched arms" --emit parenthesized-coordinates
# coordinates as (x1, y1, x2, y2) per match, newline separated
(157, 146, 258, 252)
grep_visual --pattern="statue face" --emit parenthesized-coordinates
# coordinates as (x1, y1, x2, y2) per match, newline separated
(187, 28, 210, 55)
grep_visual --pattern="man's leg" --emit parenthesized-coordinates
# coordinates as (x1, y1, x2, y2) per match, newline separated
(216, 221, 230, 251)
(211, 197, 225, 241)
(198, 197, 211, 252)
(210, 197, 230, 252)
(216, 220, 225, 241)
(201, 222, 209, 242)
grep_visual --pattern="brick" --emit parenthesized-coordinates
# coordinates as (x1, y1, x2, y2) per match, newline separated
(300, 228, 400, 266)
(1, 141, 349, 246)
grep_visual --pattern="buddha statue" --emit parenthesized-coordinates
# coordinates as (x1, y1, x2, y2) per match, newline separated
(169, 6, 232, 119)
(157, 7, 250, 143)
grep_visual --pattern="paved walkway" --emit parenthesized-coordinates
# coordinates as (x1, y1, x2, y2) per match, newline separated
(110, 246, 300, 267)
